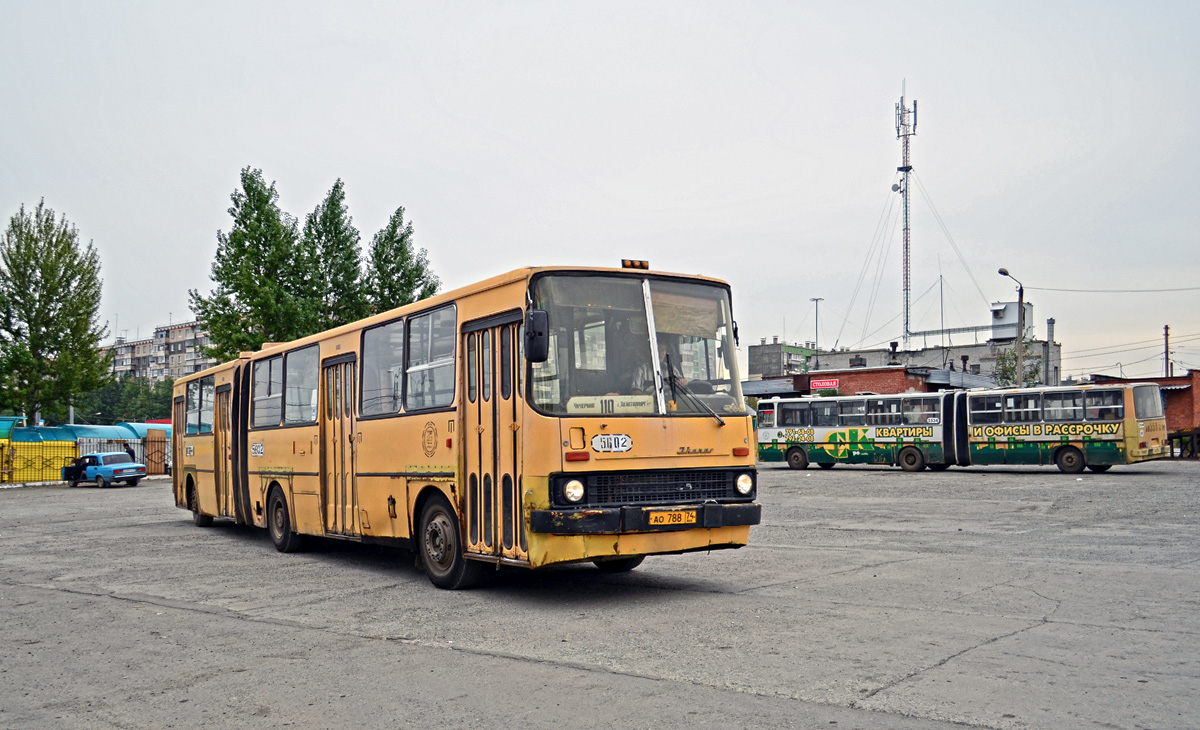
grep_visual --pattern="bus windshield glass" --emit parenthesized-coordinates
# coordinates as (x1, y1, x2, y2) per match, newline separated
(530, 274, 746, 416)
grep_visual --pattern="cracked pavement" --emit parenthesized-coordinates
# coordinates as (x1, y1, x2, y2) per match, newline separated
(2, 461, 1198, 729)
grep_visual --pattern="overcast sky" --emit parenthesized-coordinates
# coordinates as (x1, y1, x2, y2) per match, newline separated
(3, 1, 1197, 379)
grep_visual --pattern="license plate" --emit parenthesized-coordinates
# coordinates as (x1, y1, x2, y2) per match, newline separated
(648, 510, 696, 526)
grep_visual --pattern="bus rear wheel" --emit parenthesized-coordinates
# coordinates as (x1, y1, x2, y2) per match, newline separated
(268, 487, 304, 553)
(1055, 446, 1085, 474)
(594, 555, 645, 573)
(1087, 464, 1112, 473)
(419, 494, 481, 590)
(189, 485, 213, 527)
(898, 447, 926, 472)
(786, 448, 808, 470)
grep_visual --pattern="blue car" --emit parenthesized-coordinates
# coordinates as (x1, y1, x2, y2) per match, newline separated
(62, 452, 147, 488)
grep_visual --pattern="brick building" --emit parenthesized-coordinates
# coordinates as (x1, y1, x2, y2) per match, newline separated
(742, 364, 993, 400)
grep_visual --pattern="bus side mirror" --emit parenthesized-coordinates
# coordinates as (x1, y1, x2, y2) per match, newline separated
(525, 310, 549, 363)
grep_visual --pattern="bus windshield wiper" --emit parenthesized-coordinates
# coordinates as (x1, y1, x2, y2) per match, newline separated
(665, 354, 725, 427)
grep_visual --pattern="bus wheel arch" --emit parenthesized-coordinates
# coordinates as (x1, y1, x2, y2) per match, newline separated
(267, 484, 304, 552)
(785, 447, 808, 470)
(187, 476, 212, 527)
(1054, 446, 1085, 474)
(417, 490, 481, 590)
(898, 447, 926, 472)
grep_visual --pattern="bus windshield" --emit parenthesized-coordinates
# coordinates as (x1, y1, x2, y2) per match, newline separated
(530, 274, 746, 416)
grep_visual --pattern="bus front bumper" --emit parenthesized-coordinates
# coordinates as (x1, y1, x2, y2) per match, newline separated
(530, 502, 761, 535)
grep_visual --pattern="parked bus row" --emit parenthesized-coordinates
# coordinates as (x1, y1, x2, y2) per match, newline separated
(756, 383, 1168, 473)
(174, 263, 760, 589)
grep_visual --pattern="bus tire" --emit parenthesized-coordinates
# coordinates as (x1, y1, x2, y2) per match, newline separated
(594, 555, 645, 573)
(1055, 446, 1085, 474)
(419, 494, 481, 590)
(786, 447, 808, 470)
(818, 462, 835, 470)
(898, 447, 926, 472)
(1087, 464, 1112, 473)
(268, 487, 304, 553)
(189, 484, 213, 527)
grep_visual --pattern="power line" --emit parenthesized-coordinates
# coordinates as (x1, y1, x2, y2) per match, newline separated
(1063, 332, 1200, 356)
(1062, 334, 1200, 360)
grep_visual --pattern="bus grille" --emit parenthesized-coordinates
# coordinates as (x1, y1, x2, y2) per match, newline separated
(588, 470, 733, 505)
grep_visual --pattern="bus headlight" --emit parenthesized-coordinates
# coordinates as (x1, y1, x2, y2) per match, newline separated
(563, 479, 585, 503)
(735, 473, 754, 495)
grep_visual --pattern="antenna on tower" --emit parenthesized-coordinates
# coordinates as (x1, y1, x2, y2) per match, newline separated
(894, 84, 917, 348)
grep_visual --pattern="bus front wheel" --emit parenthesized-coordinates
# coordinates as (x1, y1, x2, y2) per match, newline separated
(898, 447, 926, 472)
(268, 487, 304, 553)
(1055, 447, 1085, 474)
(419, 494, 481, 590)
(786, 448, 808, 470)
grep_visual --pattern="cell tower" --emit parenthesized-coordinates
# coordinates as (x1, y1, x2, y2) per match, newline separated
(894, 85, 917, 348)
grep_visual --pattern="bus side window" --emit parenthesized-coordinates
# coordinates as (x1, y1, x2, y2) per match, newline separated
(1004, 392, 1041, 423)
(838, 400, 866, 427)
(969, 395, 1002, 424)
(779, 403, 809, 427)
(1044, 390, 1082, 421)
(1085, 389, 1123, 420)
(867, 398, 901, 426)
(813, 402, 838, 427)
(902, 396, 939, 425)
(757, 407, 775, 428)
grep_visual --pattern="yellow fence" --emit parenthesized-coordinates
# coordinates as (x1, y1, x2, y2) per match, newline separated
(0, 440, 79, 484)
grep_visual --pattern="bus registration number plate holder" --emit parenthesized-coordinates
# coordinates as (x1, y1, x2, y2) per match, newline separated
(648, 509, 697, 527)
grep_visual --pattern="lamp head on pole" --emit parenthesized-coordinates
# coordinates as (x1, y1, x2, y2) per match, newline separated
(997, 267, 1009, 277)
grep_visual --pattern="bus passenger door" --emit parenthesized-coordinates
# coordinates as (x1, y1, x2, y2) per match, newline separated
(214, 386, 233, 517)
(321, 358, 359, 537)
(463, 319, 527, 561)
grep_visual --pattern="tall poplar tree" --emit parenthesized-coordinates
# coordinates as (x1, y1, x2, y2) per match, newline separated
(0, 200, 110, 420)
(364, 206, 440, 314)
(190, 168, 317, 361)
(303, 179, 368, 329)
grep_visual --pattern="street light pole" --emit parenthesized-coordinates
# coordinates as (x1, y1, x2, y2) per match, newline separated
(811, 297, 823, 370)
(998, 268, 1025, 386)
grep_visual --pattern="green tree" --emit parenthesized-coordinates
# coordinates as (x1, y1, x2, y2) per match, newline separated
(0, 201, 111, 421)
(364, 206, 440, 314)
(993, 337, 1041, 387)
(304, 179, 368, 329)
(189, 168, 318, 361)
(69, 376, 174, 424)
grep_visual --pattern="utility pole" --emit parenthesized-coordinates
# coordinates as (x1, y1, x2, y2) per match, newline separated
(895, 85, 917, 348)
(1165, 325, 1171, 377)
(811, 297, 823, 371)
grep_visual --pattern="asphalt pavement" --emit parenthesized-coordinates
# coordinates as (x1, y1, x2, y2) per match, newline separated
(2, 462, 1198, 729)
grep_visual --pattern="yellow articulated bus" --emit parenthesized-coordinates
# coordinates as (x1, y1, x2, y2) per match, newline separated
(173, 263, 759, 588)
